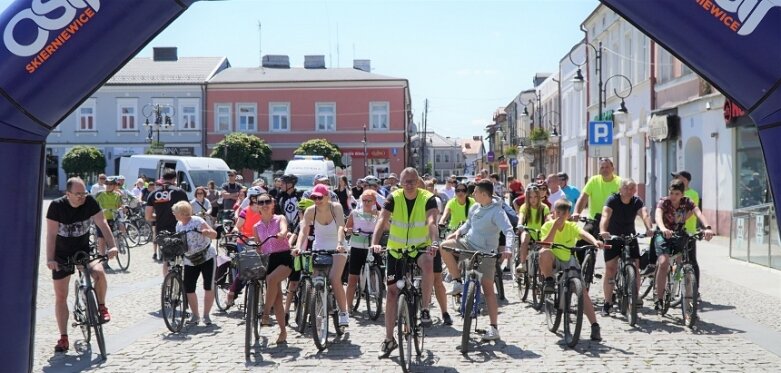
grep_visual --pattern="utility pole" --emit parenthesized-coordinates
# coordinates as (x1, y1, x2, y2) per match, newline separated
(258, 21, 262, 67)
(421, 99, 429, 174)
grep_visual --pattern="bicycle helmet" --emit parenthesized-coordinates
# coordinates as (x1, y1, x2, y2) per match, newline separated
(247, 186, 264, 197)
(297, 198, 315, 210)
(281, 173, 298, 185)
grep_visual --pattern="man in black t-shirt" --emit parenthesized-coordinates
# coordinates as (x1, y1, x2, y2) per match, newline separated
(598, 178, 653, 316)
(146, 169, 189, 266)
(221, 170, 242, 211)
(46, 177, 118, 353)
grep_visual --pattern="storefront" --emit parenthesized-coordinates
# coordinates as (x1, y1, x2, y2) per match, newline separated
(725, 100, 781, 270)
(342, 148, 396, 182)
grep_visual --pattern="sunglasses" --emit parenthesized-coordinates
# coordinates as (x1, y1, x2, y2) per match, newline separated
(311, 195, 324, 201)
(68, 191, 88, 197)
(455, 189, 467, 193)
(256, 199, 273, 206)
(361, 199, 375, 203)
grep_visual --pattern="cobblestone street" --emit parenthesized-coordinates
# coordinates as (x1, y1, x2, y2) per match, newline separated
(34, 201, 781, 372)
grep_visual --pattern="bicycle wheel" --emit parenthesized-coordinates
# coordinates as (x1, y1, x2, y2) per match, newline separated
(214, 266, 234, 312)
(85, 287, 106, 359)
(531, 258, 542, 309)
(256, 282, 264, 340)
(616, 270, 627, 316)
(640, 273, 655, 300)
(73, 279, 91, 343)
(412, 292, 423, 357)
(581, 252, 595, 291)
(544, 284, 561, 333)
(244, 282, 256, 358)
(311, 287, 329, 351)
(161, 272, 186, 333)
(460, 281, 476, 354)
(115, 235, 130, 271)
(352, 281, 363, 313)
(296, 279, 310, 333)
(661, 269, 674, 316)
(680, 265, 698, 328)
(137, 221, 153, 245)
(563, 277, 584, 348)
(367, 266, 384, 320)
(494, 265, 506, 301)
(124, 223, 140, 247)
(396, 293, 412, 373)
(626, 265, 639, 327)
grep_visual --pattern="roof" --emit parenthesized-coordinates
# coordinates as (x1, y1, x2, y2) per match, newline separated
(411, 131, 459, 148)
(457, 138, 482, 155)
(209, 67, 404, 84)
(107, 57, 229, 84)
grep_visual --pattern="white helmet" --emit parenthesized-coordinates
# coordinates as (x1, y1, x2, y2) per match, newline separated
(247, 186, 265, 197)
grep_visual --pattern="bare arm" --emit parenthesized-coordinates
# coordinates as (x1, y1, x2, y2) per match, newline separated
(278, 216, 289, 238)
(439, 205, 451, 226)
(45, 219, 59, 270)
(199, 222, 217, 240)
(145, 205, 155, 222)
(296, 208, 313, 252)
(574, 192, 589, 216)
(371, 209, 392, 246)
(599, 206, 613, 238)
(638, 207, 653, 232)
(426, 207, 439, 244)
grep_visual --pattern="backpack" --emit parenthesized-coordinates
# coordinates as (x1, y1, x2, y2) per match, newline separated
(501, 200, 519, 227)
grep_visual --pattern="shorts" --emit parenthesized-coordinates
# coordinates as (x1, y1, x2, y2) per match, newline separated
(433, 250, 443, 274)
(552, 256, 581, 274)
(267, 251, 293, 276)
(654, 233, 690, 257)
(348, 246, 383, 276)
(184, 258, 215, 293)
(96, 220, 113, 238)
(52, 245, 92, 280)
(604, 238, 640, 262)
(441, 238, 496, 280)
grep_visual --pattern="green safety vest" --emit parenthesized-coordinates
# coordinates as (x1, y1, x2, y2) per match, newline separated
(387, 188, 433, 259)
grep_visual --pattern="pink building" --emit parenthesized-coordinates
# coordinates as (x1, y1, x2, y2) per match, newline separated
(206, 56, 411, 182)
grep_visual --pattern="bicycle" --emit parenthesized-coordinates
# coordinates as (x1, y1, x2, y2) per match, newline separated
(307, 250, 347, 351)
(236, 236, 274, 359)
(577, 217, 601, 291)
(657, 230, 704, 328)
(121, 205, 152, 246)
(294, 251, 314, 334)
(109, 218, 131, 271)
(350, 229, 385, 321)
(388, 246, 427, 373)
(515, 226, 544, 309)
(64, 250, 110, 360)
(157, 230, 190, 333)
(541, 243, 597, 348)
(606, 233, 645, 326)
(213, 237, 241, 312)
(441, 243, 501, 354)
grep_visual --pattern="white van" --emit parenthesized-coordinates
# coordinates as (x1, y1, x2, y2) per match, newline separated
(284, 155, 336, 192)
(119, 155, 231, 200)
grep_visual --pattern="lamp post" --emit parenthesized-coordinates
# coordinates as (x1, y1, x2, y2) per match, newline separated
(142, 104, 174, 154)
(520, 93, 545, 175)
(569, 41, 633, 126)
(540, 111, 561, 174)
(362, 124, 368, 177)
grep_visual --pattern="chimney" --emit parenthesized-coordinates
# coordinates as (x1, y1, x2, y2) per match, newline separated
(153, 47, 178, 62)
(261, 55, 290, 68)
(353, 59, 371, 72)
(304, 55, 326, 69)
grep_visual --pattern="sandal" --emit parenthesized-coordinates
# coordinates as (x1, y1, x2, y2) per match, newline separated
(261, 316, 272, 327)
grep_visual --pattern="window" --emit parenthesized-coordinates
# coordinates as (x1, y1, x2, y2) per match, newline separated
(435, 154, 441, 163)
(269, 103, 290, 131)
(77, 98, 96, 131)
(316, 103, 335, 131)
(624, 32, 633, 86)
(370, 102, 389, 130)
(444, 154, 449, 163)
(639, 36, 649, 81)
(117, 98, 137, 131)
(215, 104, 231, 132)
(152, 98, 174, 131)
(657, 47, 675, 84)
(237, 103, 257, 132)
(179, 98, 199, 130)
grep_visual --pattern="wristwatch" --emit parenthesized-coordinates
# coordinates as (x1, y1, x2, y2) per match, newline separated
(704, 226, 712, 230)
(431, 241, 441, 247)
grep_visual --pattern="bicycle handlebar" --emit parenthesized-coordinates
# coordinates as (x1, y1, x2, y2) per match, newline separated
(538, 242, 607, 252)
(440, 245, 501, 258)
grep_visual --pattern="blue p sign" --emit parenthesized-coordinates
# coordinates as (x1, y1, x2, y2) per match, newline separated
(589, 121, 613, 145)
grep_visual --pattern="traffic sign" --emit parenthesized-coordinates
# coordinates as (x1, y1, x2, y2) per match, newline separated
(486, 151, 495, 162)
(588, 121, 613, 145)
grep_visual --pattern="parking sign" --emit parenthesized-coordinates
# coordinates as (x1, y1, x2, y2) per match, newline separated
(588, 121, 613, 145)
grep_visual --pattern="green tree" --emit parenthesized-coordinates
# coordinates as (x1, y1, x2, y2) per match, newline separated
(210, 132, 272, 173)
(62, 146, 106, 177)
(145, 141, 165, 155)
(293, 138, 344, 167)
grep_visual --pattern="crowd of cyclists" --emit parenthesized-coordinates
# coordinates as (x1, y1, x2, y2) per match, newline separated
(45, 157, 715, 362)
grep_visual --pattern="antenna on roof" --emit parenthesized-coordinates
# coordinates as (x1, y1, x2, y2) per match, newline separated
(336, 23, 340, 68)
(257, 21, 262, 68)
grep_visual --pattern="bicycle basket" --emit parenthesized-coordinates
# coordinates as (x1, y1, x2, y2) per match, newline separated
(156, 231, 187, 260)
(238, 251, 269, 281)
(312, 253, 333, 267)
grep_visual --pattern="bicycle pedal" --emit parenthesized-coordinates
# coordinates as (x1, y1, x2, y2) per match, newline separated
(594, 273, 603, 279)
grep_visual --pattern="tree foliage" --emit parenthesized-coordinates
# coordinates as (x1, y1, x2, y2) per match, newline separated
(145, 141, 165, 155)
(62, 146, 106, 176)
(293, 138, 343, 167)
(210, 133, 273, 173)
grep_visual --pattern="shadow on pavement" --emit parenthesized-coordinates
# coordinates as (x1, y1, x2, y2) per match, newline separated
(462, 340, 542, 363)
(303, 331, 364, 360)
(699, 300, 736, 312)
(568, 340, 634, 358)
(42, 341, 106, 373)
(691, 319, 745, 335)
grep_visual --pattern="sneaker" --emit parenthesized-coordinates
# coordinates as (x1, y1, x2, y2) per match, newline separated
(187, 315, 200, 326)
(543, 277, 555, 294)
(640, 264, 656, 277)
(482, 325, 500, 341)
(54, 337, 69, 353)
(601, 302, 611, 317)
(420, 309, 432, 326)
(338, 312, 350, 327)
(654, 299, 663, 312)
(98, 306, 111, 323)
(203, 315, 213, 326)
(515, 263, 527, 275)
(378, 338, 398, 359)
(152, 253, 158, 262)
(590, 323, 602, 341)
(448, 281, 463, 295)
(442, 312, 453, 326)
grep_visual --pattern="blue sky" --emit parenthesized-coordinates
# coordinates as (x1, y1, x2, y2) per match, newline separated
(1, 0, 600, 139)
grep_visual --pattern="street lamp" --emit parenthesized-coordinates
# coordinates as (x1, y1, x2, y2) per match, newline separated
(569, 41, 634, 125)
(362, 124, 368, 177)
(142, 103, 174, 145)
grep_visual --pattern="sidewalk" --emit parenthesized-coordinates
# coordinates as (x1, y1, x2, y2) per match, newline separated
(695, 235, 781, 300)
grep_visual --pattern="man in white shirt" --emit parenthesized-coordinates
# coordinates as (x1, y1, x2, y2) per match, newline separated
(546, 173, 565, 206)
(90, 174, 106, 196)
(442, 176, 456, 199)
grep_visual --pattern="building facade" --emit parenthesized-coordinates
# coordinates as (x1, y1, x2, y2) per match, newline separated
(410, 131, 466, 180)
(45, 48, 229, 192)
(559, 40, 588, 187)
(205, 56, 411, 184)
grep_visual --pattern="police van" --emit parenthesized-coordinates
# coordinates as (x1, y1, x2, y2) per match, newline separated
(119, 155, 230, 200)
(284, 155, 336, 192)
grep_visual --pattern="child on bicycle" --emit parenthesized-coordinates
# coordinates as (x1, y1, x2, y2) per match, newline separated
(538, 199, 604, 342)
(345, 189, 381, 312)
(514, 184, 550, 275)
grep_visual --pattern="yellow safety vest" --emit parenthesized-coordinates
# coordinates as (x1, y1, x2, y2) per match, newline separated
(387, 188, 433, 259)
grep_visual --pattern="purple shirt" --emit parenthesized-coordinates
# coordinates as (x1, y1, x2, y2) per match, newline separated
(253, 215, 290, 255)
